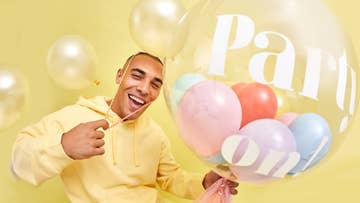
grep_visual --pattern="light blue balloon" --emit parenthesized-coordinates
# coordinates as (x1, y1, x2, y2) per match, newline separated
(205, 152, 227, 165)
(169, 73, 206, 113)
(288, 113, 332, 174)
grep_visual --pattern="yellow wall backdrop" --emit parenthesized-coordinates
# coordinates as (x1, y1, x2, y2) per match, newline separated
(0, 0, 359, 202)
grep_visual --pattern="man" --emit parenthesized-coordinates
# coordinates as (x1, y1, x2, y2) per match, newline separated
(11, 52, 238, 203)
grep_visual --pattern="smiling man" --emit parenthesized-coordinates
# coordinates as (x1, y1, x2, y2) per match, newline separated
(11, 52, 238, 203)
(111, 53, 163, 121)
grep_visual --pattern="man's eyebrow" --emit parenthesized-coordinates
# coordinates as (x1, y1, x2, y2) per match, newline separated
(154, 77, 163, 85)
(131, 68, 145, 75)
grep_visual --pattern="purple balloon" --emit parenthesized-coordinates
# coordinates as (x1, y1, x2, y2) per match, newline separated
(229, 119, 297, 184)
(177, 80, 242, 157)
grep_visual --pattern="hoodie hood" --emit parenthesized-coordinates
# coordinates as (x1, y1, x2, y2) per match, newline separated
(76, 96, 110, 114)
(77, 96, 141, 124)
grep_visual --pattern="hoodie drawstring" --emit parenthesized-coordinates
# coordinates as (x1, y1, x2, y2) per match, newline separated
(111, 126, 118, 165)
(133, 121, 139, 167)
(108, 118, 139, 167)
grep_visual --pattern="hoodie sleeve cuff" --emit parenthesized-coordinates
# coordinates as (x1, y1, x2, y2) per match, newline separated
(35, 133, 74, 172)
(192, 173, 207, 198)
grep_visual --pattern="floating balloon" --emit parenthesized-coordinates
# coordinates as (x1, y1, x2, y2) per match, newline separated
(164, 0, 359, 184)
(47, 35, 97, 89)
(129, 0, 186, 58)
(177, 80, 242, 157)
(232, 82, 278, 127)
(288, 113, 332, 174)
(0, 68, 27, 130)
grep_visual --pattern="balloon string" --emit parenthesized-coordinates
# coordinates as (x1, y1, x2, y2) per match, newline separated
(109, 102, 152, 129)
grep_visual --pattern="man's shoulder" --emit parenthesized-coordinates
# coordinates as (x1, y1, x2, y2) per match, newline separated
(56, 95, 108, 115)
(52, 103, 91, 116)
(47, 98, 105, 124)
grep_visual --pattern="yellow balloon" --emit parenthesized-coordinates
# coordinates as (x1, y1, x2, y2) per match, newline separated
(165, 0, 360, 182)
(129, 0, 186, 58)
(272, 88, 291, 117)
(0, 68, 27, 130)
(47, 35, 97, 89)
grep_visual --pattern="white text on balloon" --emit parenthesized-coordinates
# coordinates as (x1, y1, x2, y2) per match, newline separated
(221, 134, 330, 178)
(208, 14, 357, 132)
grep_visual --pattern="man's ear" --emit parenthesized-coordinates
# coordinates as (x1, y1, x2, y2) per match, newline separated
(115, 69, 124, 84)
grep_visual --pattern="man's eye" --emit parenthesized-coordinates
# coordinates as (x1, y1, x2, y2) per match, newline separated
(132, 74, 141, 79)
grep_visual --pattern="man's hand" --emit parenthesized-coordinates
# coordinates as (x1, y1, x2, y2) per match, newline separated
(202, 171, 239, 195)
(61, 119, 109, 160)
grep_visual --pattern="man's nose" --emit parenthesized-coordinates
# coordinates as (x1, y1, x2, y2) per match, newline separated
(136, 82, 150, 95)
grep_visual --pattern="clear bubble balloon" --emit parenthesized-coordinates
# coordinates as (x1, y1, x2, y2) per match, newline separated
(164, 0, 360, 184)
(129, 0, 186, 58)
(0, 67, 27, 130)
(47, 35, 97, 89)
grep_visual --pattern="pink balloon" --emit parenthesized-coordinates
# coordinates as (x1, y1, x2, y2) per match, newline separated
(177, 80, 242, 157)
(278, 112, 298, 126)
(229, 119, 296, 184)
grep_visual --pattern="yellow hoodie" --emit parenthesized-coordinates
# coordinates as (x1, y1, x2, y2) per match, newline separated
(11, 96, 205, 203)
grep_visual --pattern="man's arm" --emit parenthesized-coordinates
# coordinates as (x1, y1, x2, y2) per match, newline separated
(11, 113, 74, 186)
(155, 129, 239, 199)
(11, 107, 109, 186)
(156, 130, 205, 199)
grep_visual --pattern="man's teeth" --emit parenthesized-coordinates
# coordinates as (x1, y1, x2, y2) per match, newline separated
(129, 95, 145, 105)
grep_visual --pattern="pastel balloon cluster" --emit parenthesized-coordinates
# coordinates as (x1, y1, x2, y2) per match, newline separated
(163, 0, 359, 186)
(170, 73, 332, 183)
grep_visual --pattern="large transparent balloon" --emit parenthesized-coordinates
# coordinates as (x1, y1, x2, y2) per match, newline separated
(129, 0, 186, 58)
(47, 35, 97, 89)
(164, 0, 359, 184)
(0, 67, 27, 130)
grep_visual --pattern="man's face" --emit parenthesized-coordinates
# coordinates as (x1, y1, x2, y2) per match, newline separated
(114, 54, 163, 120)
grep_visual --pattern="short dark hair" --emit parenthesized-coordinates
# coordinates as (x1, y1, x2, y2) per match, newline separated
(122, 52, 163, 69)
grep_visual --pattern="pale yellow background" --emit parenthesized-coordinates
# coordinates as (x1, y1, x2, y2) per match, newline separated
(0, 0, 359, 202)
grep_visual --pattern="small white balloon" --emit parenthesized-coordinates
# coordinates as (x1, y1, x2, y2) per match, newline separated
(47, 35, 97, 89)
(0, 67, 27, 130)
